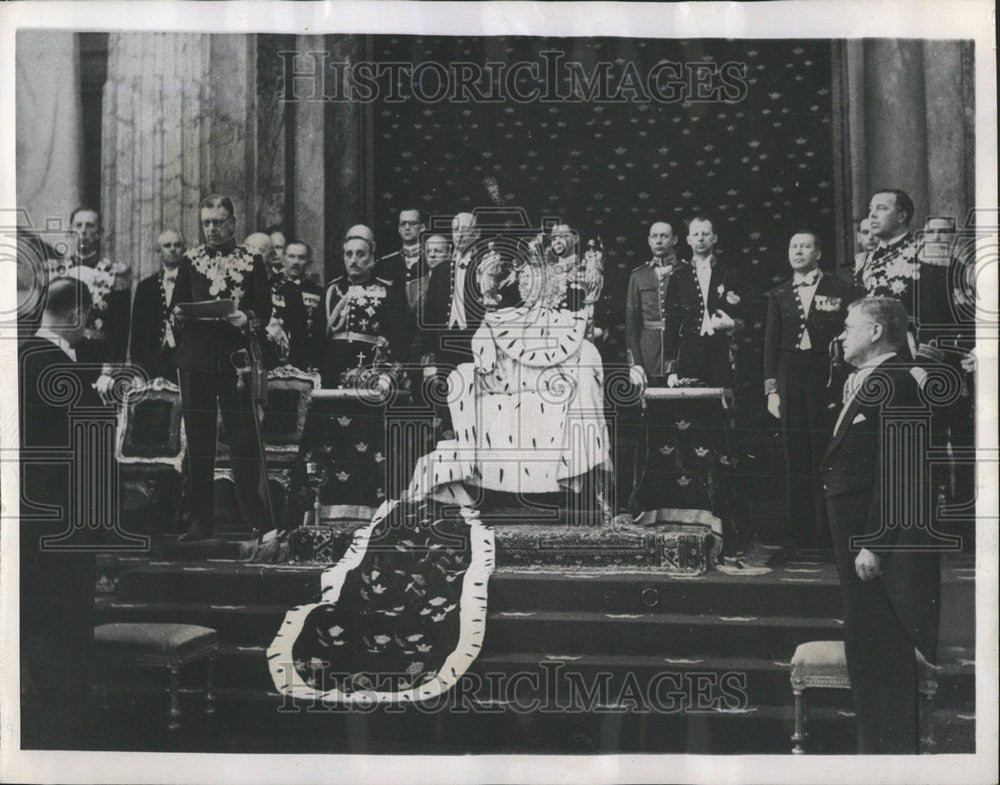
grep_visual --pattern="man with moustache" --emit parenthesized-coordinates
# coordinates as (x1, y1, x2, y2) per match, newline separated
(129, 229, 185, 381)
(763, 231, 855, 547)
(321, 225, 409, 387)
(279, 241, 325, 370)
(821, 296, 940, 753)
(170, 194, 272, 541)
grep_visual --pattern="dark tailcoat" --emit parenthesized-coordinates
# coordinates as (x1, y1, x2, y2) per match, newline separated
(763, 272, 857, 542)
(821, 358, 940, 753)
(265, 274, 308, 370)
(18, 335, 102, 743)
(421, 248, 486, 367)
(663, 256, 746, 387)
(130, 270, 176, 381)
(170, 241, 273, 534)
(282, 277, 325, 370)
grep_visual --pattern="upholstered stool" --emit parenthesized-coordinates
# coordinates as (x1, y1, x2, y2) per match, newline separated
(789, 640, 937, 753)
(94, 623, 218, 730)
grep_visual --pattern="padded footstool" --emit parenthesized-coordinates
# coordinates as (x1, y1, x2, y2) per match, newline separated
(94, 623, 218, 730)
(789, 640, 937, 753)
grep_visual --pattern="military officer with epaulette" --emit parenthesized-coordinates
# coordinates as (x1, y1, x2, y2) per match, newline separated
(321, 225, 409, 387)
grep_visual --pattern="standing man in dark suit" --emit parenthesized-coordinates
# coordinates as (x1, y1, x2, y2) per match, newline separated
(280, 241, 325, 371)
(170, 194, 272, 541)
(822, 296, 940, 753)
(19, 277, 103, 746)
(421, 212, 485, 373)
(663, 215, 746, 388)
(763, 231, 856, 546)
(129, 228, 185, 381)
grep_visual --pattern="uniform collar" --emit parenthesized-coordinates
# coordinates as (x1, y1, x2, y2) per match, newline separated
(877, 232, 911, 251)
(649, 254, 678, 268)
(792, 268, 821, 287)
(205, 238, 238, 257)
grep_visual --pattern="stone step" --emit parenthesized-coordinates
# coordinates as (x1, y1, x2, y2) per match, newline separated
(92, 681, 977, 755)
(155, 643, 974, 716)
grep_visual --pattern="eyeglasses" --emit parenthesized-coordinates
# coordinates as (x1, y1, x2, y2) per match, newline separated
(843, 319, 876, 333)
(201, 216, 234, 229)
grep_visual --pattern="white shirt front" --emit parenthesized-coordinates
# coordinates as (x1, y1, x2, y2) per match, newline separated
(449, 250, 472, 329)
(36, 328, 76, 361)
(793, 269, 822, 350)
(694, 256, 714, 336)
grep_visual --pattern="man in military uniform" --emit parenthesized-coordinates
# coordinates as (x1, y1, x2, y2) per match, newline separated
(321, 226, 409, 387)
(170, 194, 272, 541)
(626, 221, 684, 387)
(130, 228, 185, 381)
(244, 231, 302, 369)
(376, 208, 427, 299)
(57, 206, 131, 369)
(663, 215, 746, 388)
(763, 232, 857, 546)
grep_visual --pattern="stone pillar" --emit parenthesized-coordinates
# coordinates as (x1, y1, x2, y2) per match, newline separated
(839, 40, 974, 236)
(102, 34, 268, 282)
(923, 40, 972, 223)
(206, 36, 258, 235)
(322, 35, 375, 283)
(102, 33, 212, 281)
(289, 35, 328, 281)
(863, 40, 930, 226)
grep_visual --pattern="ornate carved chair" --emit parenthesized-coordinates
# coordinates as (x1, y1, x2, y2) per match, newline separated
(115, 376, 186, 531)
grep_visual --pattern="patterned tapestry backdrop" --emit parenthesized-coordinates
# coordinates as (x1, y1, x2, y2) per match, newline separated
(370, 36, 836, 457)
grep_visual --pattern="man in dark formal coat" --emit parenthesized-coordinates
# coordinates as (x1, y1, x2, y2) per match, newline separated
(376, 208, 426, 294)
(129, 228, 185, 381)
(55, 207, 131, 374)
(763, 231, 857, 546)
(421, 212, 487, 373)
(822, 296, 940, 754)
(170, 194, 272, 541)
(320, 227, 409, 387)
(663, 215, 746, 388)
(19, 277, 103, 747)
(278, 241, 325, 371)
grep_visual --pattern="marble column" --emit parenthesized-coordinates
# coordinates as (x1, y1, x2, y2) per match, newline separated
(839, 39, 975, 241)
(102, 33, 213, 281)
